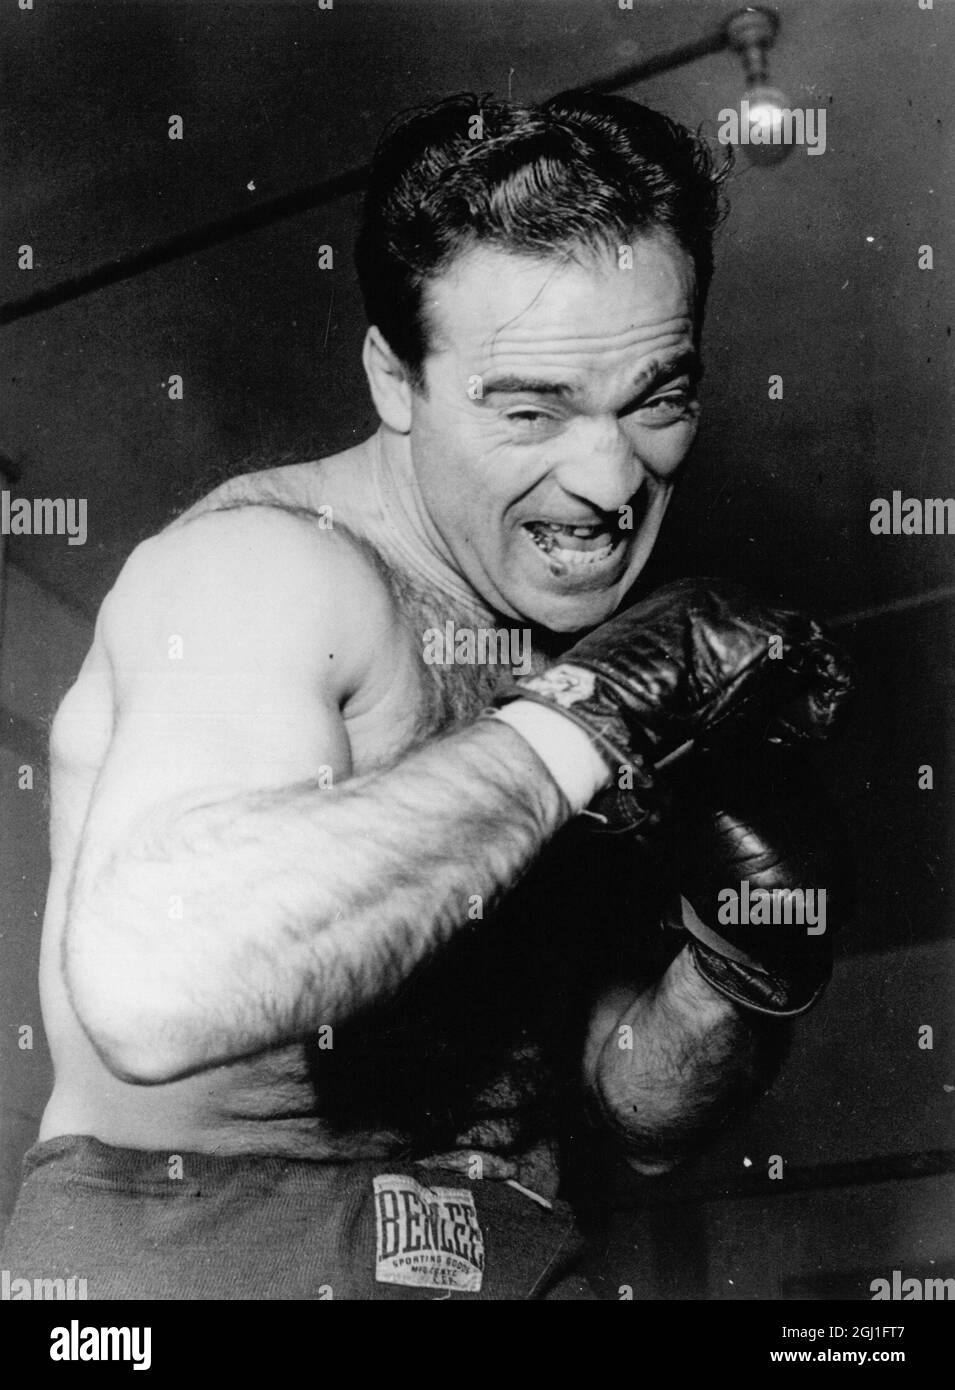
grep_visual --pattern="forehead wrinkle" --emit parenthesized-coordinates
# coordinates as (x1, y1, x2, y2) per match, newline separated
(474, 329, 695, 388)
(428, 236, 697, 366)
(481, 260, 567, 366)
(485, 314, 695, 352)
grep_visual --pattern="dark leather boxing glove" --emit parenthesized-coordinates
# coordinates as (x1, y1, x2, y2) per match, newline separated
(663, 745, 854, 1016)
(491, 578, 854, 832)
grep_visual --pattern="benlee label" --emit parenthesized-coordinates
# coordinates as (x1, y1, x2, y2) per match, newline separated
(373, 1175, 485, 1293)
(522, 664, 596, 709)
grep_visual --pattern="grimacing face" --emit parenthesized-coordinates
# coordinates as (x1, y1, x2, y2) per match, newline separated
(408, 234, 701, 632)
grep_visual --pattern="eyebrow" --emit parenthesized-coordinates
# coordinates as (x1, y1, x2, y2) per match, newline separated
(480, 350, 702, 401)
(480, 376, 572, 399)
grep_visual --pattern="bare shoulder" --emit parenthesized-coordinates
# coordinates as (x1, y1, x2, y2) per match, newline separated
(99, 502, 399, 697)
(174, 439, 372, 525)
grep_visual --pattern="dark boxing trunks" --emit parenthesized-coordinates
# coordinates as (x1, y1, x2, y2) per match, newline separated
(0, 1135, 595, 1300)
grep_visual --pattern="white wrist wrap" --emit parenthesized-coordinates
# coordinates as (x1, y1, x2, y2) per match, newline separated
(488, 701, 610, 814)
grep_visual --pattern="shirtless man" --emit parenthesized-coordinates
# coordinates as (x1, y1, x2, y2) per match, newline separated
(1, 92, 852, 1299)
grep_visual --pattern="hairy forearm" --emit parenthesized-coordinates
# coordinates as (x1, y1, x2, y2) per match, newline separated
(67, 719, 568, 1080)
(588, 947, 788, 1173)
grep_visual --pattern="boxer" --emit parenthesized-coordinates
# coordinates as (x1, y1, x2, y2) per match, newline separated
(1, 92, 852, 1299)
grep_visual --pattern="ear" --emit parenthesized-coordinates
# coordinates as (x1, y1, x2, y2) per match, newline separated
(362, 326, 414, 433)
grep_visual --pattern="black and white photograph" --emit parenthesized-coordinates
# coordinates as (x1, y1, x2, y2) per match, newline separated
(0, 0, 952, 1351)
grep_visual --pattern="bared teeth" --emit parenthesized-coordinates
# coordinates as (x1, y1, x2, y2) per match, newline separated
(524, 519, 620, 565)
(525, 526, 614, 563)
(527, 524, 556, 553)
(534, 521, 605, 536)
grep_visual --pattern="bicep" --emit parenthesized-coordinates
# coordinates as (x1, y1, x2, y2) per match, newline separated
(80, 678, 352, 877)
(72, 508, 375, 883)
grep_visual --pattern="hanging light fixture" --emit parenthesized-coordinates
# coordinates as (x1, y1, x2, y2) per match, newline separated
(725, 7, 795, 166)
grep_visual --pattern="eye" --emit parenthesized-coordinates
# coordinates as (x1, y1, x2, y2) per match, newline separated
(505, 409, 557, 432)
(640, 390, 698, 422)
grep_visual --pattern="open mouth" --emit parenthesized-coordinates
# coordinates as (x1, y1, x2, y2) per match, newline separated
(522, 518, 619, 566)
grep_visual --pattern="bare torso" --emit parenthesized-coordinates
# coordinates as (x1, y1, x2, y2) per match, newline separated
(38, 433, 630, 1178)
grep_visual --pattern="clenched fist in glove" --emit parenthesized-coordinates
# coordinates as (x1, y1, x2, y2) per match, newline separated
(491, 578, 854, 832)
(663, 745, 855, 1016)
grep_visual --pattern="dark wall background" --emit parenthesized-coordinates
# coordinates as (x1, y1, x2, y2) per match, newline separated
(1, 0, 952, 1297)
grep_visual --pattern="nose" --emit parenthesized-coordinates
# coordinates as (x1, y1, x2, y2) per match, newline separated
(550, 415, 645, 513)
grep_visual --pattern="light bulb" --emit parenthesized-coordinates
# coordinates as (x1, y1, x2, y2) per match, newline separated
(740, 84, 796, 166)
(724, 9, 795, 167)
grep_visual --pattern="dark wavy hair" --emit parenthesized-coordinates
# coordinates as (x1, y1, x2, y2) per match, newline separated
(355, 90, 729, 390)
